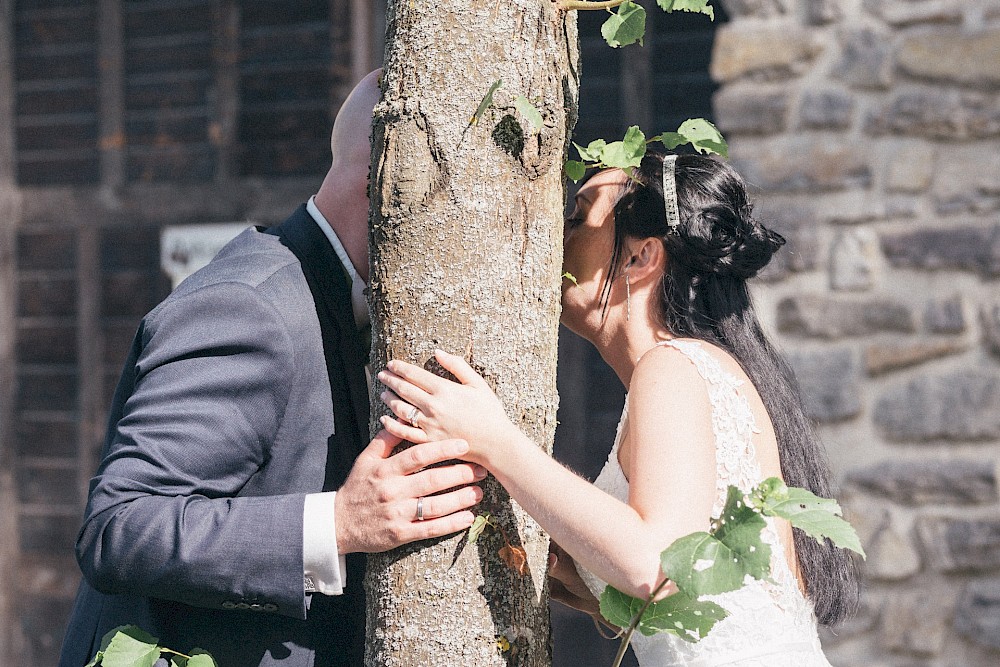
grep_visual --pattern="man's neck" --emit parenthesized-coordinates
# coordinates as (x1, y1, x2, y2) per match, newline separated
(314, 181, 369, 283)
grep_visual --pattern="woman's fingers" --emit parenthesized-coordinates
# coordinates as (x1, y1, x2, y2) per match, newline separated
(379, 370, 432, 409)
(380, 389, 420, 425)
(434, 349, 485, 386)
(380, 415, 429, 444)
(384, 359, 448, 394)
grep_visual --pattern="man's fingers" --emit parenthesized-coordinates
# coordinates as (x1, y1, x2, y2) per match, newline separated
(391, 438, 470, 475)
(406, 510, 477, 542)
(433, 349, 484, 386)
(408, 462, 485, 499)
(410, 486, 483, 521)
(365, 428, 404, 460)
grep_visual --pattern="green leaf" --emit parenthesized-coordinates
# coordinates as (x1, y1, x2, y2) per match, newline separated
(599, 125, 647, 172)
(170, 656, 188, 667)
(657, 0, 715, 20)
(659, 487, 770, 597)
(562, 271, 579, 286)
(712, 485, 772, 577)
(574, 139, 606, 162)
(637, 591, 729, 641)
(187, 650, 219, 667)
(470, 79, 503, 125)
(468, 512, 490, 544)
(599, 584, 645, 629)
(651, 131, 685, 150)
(564, 160, 587, 182)
(84, 651, 104, 667)
(676, 118, 728, 157)
(756, 478, 867, 558)
(514, 95, 543, 132)
(601, 1, 646, 48)
(600, 586, 728, 642)
(100, 626, 161, 667)
(651, 119, 728, 157)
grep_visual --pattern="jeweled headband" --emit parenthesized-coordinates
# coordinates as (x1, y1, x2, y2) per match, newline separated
(662, 154, 681, 234)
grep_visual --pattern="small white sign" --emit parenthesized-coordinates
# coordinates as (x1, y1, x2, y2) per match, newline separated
(160, 222, 250, 289)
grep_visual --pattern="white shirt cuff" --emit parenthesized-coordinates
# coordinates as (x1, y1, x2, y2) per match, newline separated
(303, 491, 347, 596)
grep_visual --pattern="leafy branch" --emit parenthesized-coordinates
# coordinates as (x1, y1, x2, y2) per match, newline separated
(86, 625, 217, 667)
(600, 478, 865, 667)
(559, 0, 716, 50)
(564, 119, 728, 182)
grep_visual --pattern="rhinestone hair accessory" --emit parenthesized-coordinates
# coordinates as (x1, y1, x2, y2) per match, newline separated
(662, 154, 681, 234)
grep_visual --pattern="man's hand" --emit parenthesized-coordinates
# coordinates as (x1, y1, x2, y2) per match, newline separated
(334, 429, 486, 553)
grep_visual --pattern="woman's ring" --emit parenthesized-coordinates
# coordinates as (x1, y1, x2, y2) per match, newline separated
(415, 497, 425, 521)
(406, 406, 421, 428)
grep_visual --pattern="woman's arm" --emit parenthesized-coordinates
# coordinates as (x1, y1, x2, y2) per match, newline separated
(377, 348, 717, 601)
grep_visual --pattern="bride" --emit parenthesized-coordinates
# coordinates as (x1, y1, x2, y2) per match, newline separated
(376, 152, 860, 665)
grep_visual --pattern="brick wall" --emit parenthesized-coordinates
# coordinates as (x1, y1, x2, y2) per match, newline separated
(713, 0, 1000, 663)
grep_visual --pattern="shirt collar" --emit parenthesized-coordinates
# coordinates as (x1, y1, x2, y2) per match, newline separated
(307, 196, 360, 286)
(306, 195, 369, 329)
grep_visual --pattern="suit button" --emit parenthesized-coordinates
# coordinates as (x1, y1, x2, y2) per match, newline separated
(222, 601, 236, 609)
(263, 603, 278, 612)
(236, 602, 250, 610)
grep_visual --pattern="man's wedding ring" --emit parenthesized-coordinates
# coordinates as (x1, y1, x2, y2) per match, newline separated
(415, 497, 425, 521)
(406, 406, 421, 428)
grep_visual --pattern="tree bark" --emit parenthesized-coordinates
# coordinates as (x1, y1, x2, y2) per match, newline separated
(365, 2, 579, 665)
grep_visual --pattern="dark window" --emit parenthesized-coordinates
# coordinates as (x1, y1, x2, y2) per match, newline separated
(123, 0, 215, 183)
(651, 6, 727, 131)
(238, 0, 346, 177)
(14, 0, 101, 185)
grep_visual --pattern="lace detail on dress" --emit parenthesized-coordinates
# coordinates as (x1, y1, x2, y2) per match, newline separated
(574, 339, 828, 667)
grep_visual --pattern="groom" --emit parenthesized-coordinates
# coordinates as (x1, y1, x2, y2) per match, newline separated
(58, 70, 485, 667)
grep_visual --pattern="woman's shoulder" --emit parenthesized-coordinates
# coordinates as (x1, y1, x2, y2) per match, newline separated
(640, 337, 751, 387)
(629, 340, 716, 410)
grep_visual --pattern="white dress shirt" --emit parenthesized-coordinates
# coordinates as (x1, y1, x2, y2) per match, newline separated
(301, 196, 370, 596)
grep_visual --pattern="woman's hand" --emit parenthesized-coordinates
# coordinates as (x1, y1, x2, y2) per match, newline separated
(548, 541, 602, 616)
(376, 349, 522, 467)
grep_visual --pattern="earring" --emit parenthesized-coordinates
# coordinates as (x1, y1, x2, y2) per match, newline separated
(625, 272, 632, 322)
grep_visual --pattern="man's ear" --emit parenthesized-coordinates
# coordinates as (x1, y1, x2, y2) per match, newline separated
(624, 237, 665, 283)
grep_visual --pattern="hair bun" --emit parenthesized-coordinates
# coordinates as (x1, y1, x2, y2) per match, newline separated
(717, 221, 786, 279)
(677, 205, 785, 280)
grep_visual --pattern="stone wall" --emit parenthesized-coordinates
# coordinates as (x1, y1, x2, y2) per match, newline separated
(713, 0, 1000, 664)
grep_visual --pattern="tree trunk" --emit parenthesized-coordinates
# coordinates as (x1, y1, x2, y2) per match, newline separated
(364, 2, 579, 665)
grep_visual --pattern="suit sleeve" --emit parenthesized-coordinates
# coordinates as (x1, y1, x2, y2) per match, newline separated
(76, 281, 310, 619)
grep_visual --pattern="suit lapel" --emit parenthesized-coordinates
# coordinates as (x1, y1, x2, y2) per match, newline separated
(271, 205, 370, 464)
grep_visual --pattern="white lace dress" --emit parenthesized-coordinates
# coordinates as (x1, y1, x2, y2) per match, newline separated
(576, 340, 831, 667)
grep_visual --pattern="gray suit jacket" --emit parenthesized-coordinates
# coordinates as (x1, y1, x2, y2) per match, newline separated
(59, 206, 370, 667)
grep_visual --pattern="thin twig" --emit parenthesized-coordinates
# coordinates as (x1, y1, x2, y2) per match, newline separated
(559, 0, 629, 11)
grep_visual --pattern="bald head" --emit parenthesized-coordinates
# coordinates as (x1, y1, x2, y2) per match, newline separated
(330, 68, 382, 172)
(314, 69, 382, 282)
